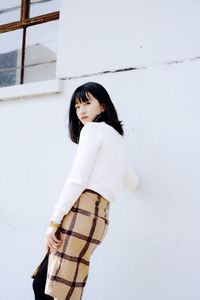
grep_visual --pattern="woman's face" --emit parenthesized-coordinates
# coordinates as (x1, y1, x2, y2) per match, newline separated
(75, 92, 105, 125)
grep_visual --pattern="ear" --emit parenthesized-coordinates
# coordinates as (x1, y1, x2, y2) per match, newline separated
(101, 103, 106, 112)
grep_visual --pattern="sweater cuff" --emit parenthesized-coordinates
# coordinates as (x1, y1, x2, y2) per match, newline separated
(51, 208, 66, 224)
(46, 226, 57, 235)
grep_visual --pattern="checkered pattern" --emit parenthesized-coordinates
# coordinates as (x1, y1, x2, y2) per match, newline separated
(45, 190, 110, 300)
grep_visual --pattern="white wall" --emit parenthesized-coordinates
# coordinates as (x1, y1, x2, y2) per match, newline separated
(0, 0, 200, 299)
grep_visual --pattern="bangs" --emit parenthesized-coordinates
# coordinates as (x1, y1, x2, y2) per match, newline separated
(74, 90, 90, 105)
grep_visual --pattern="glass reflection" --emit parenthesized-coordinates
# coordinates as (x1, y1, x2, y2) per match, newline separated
(30, 0, 60, 17)
(24, 20, 59, 83)
(0, 1, 21, 25)
(0, 30, 22, 87)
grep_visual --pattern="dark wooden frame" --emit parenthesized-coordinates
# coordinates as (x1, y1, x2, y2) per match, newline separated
(0, 0, 59, 84)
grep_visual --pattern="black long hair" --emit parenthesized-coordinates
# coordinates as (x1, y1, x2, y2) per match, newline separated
(68, 82, 124, 143)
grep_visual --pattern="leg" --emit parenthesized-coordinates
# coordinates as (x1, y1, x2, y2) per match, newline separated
(32, 254, 54, 300)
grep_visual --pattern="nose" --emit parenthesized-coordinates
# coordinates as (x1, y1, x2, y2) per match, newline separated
(79, 105, 87, 114)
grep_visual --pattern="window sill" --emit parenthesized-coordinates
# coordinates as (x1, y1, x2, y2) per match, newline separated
(0, 79, 63, 101)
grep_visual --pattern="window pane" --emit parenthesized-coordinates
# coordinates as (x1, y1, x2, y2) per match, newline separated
(0, 30, 22, 87)
(0, 1, 21, 25)
(30, 0, 60, 17)
(24, 20, 59, 84)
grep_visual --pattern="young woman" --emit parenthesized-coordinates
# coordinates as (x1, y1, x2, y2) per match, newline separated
(32, 82, 140, 300)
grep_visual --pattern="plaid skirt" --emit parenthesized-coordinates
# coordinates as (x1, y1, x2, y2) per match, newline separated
(44, 189, 110, 300)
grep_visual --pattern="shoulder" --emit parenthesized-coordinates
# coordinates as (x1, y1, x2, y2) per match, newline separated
(82, 121, 103, 130)
(80, 121, 122, 141)
(81, 121, 104, 135)
(79, 122, 104, 143)
(101, 122, 124, 141)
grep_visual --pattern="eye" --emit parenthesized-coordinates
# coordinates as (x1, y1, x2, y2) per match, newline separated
(86, 101, 91, 105)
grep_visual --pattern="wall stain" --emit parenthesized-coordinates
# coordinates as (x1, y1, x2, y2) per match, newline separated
(60, 56, 200, 81)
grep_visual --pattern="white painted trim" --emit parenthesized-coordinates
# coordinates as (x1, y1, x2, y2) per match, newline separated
(0, 79, 63, 101)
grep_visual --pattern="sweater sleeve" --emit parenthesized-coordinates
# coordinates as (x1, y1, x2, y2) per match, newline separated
(122, 158, 140, 192)
(50, 122, 102, 224)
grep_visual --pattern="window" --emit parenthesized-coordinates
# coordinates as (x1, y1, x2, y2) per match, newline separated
(0, 0, 60, 88)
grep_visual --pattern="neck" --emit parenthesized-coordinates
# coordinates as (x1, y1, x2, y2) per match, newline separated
(93, 113, 102, 122)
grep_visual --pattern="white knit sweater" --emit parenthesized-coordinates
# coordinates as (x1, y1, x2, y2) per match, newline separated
(50, 121, 140, 224)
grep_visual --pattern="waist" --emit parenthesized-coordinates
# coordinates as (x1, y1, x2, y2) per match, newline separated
(82, 188, 111, 210)
(83, 188, 102, 197)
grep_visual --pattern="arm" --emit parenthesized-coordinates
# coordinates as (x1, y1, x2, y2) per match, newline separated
(50, 122, 102, 225)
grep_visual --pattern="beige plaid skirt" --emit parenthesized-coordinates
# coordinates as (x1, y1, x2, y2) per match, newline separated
(45, 189, 110, 300)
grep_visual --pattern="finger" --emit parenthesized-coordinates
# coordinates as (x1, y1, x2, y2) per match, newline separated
(46, 239, 52, 250)
(51, 233, 62, 244)
(50, 246, 57, 254)
(49, 235, 60, 249)
(45, 238, 50, 251)
(45, 235, 54, 248)
(49, 240, 57, 249)
(52, 234, 62, 244)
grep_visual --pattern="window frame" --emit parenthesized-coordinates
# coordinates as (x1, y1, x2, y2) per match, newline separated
(0, 0, 59, 85)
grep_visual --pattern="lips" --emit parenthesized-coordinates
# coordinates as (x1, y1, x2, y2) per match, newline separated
(81, 116, 88, 120)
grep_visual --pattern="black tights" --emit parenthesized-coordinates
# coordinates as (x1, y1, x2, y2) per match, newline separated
(32, 254, 54, 300)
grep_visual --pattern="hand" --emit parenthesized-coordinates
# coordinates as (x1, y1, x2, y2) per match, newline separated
(45, 228, 62, 254)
